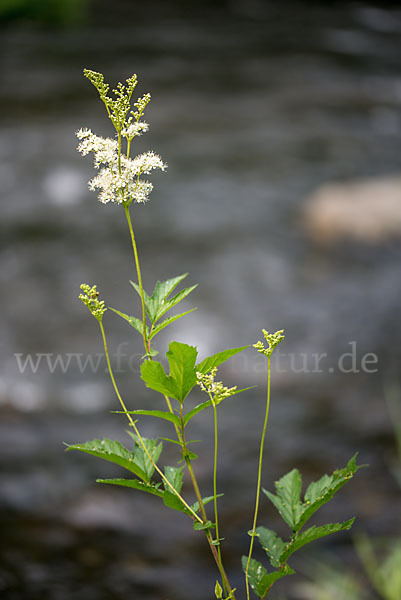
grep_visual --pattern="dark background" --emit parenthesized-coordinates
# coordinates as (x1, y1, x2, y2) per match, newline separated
(0, 1, 400, 598)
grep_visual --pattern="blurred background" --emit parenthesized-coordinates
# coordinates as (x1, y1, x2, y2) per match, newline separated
(1, 1, 401, 599)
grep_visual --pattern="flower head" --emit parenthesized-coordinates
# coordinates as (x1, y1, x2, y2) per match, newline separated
(253, 329, 285, 358)
(79, 284, 107, 321)
(196, 368, 237, 406)
(77, 70, 166, 206)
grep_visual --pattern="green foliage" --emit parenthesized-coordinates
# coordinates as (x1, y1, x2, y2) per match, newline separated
(131, 274, 197, 325)
(183, 388, 250, 426)
(115, 409, 181, 429)
(126, 433, 163, 481)
(96, 478, 164, 498)
(263, 454, 364, 533)
(196, 346, 249, 375)
(241, 557, 294, 598)
(191, 494, 224, 514)
(164, 465, 184, 494)
(141, 341, 248, 405)
(109, 307, 149, 338)
(111, 274, 197, 355)
(194, 519, 214, 531)
(65, 438, 148, 482)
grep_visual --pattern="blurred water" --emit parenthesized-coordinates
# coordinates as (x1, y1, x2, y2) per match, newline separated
(1, 2, 401, 598)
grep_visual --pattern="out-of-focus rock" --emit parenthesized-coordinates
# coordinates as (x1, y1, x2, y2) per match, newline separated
(304, 176, 401, 244)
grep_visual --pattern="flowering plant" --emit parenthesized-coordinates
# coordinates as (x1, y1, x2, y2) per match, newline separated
(67, 70, 364, 599)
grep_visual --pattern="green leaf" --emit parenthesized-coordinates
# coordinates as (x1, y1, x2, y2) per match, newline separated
(65, 439, 148, 482)
(298, 454, 364, 530)
(162, 490, 189, 514)
(164, 465, 184, 494)
(166, 341, 198, 402)
(281, 519, 355, 562)
(255, 527, 286, 569)
(109, 307, 149, 337)
(263, 469, 303, 531)
(215, 580, 223, 599)
(241, 557, 294, 598)
(196, 346, 249, 375)
(263, 455, 365, 533)
(125, 433, 163, 481)
(117, 409, 180, 429)
(140, 342, 199, 403)
(130, 274, 197, 325)
(96, 478, 164, 498)
(193, 520, 214, 531)
(191, 494, 224, 514)
(149, 309, 197, 340)
(153, 285, 198, 322)
(140, 359, 175, 397)
(183, 388, 252, 426)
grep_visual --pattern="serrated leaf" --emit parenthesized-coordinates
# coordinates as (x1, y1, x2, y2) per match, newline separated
(242, 557, 294, 598)
(183, 388, 252, 426)
(298, 454, 364, 530)
(193, 519, 214, 531)
(140, 359, 175, 397)
(149, 309, 197, 340)
(162, 490, 189, 514)
(191, 493, 224, 514)
(164, 465, 184, 494)
(263, 469, 303, 531)
(117, 409, 180, 429)
(280, 519, 355, 563)
(130, 274, 196, 325)
(196, 346, 249, 375)
(166, 341, 198, 402)
(140, 342, 199, 403)
(263, 455, 365, 533)
(109, 307, 149, 338)
(151, 273, 189, 308)
(96, 478, 164, 498)
(153, 285, 198, 322)
(255, 527, 286, 568)
(125, 433, 163, 481)
(130, 279, 152, 315)
(65, 439, 148, 482)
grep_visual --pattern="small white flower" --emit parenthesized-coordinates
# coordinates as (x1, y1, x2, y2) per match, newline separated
(121, 121, 149, 139)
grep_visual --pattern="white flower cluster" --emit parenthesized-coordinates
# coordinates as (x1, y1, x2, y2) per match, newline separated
(76, 128, 166, 205)
(121, 121, 149, 139)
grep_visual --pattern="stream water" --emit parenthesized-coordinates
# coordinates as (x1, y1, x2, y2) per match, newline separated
(1, 2, 401, 598)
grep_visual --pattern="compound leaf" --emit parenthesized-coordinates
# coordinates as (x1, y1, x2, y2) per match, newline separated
(109, 307, 149, 338)
(149, 309, 197, 340)
(96, 478, 163, 498)
(118, 409, 180, 429)
(263, 469, 303, 531)
(281, 519, 355, 562)
(196, 346, 249, 375)
(164, 465, 184, 494)
(242, 557, 294, 598)
(65, 438, 148, 482)
(255, 527, 286, 569)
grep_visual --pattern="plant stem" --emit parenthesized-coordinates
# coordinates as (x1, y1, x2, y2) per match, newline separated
(245, 356, 271, 600)
(212, 400, 224, 588)
(178, 405, 235, 598)
(98, 321, 201, 522)
(124, 204, 149, 356)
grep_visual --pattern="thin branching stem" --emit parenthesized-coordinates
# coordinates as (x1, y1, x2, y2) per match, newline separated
(98, 321, 201, 522)
(124, 204, 149, 356)
(245, 356, 271, 600)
